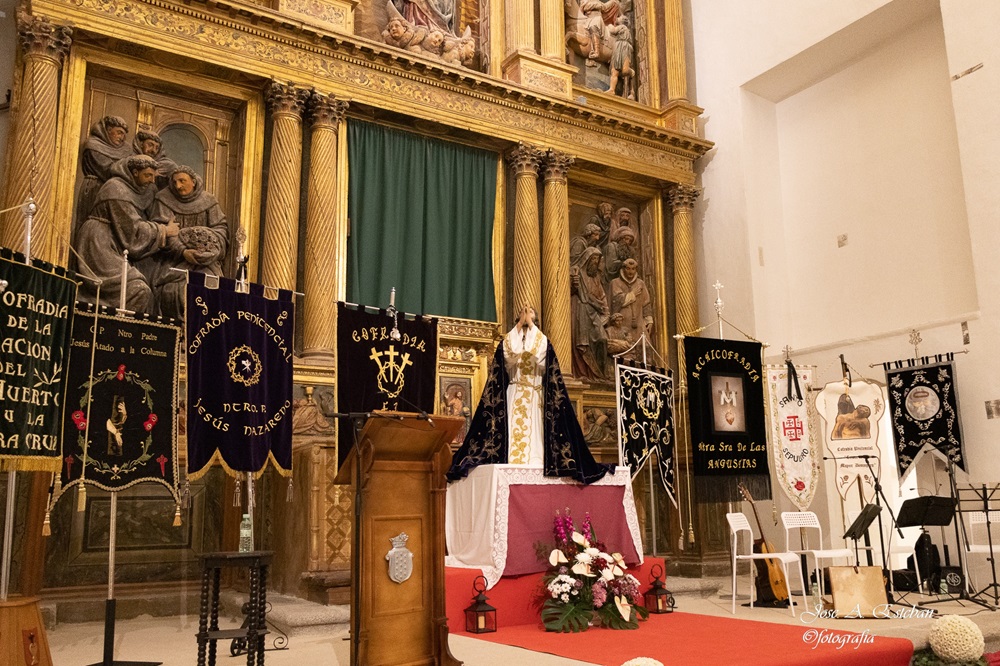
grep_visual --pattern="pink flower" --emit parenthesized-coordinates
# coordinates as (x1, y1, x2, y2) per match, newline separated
(591, 581, 607, 608)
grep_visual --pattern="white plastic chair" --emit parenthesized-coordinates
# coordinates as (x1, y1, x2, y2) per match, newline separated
(727, 512, 807, 617)
(965, 511, 1000, 591)
(781, 511, 853, 598)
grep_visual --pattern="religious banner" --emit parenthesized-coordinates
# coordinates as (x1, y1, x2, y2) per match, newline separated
(683, 336, 768, 503)
(61, 307, 180, 494)
(815, 379, 886, 503)
(0, 250, 77, 472)
(884, 355, 965, 482)
(766, 362, 820, 511)
(616, 361, 675, 505)
(186, 273, 294, 478)
(336, 303, 437, 468)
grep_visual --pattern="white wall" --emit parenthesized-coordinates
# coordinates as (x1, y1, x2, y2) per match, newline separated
(689, 0, 1000, 555)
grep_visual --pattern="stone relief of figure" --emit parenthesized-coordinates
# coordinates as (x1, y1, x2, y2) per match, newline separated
(74, 155, 180, 312)
(569, 222, 602, 268)
(382, 0, 476, 67)
(570, 245, 610, 380)
(609, 258, 652, 338)
(75, 116, 132, 234)
(607, 15, 635, 99)
(115, 130, 179, 190)
(140, 166, 229, 319)
(609, 205, 634, 241)
(605, 224, 636, 282)
(583, 407, 614, 446)
(604, 311, 634, 359)
(587, 201, 613, 248)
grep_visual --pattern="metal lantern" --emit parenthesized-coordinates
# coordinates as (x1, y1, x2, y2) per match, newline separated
(464, 575, 497, 633)
(644, 564, 675, 614)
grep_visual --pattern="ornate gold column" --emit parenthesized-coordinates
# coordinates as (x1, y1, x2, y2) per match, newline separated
(507, 142, 544, 318)
(261, 82, 309, 291)
(541, 150, 574, 367)
(1, 13, 71, 262)
(668, 184, 701, 335)
(659, 0, 703, 135)
(301, 91, 348, 362)
(501, 0, 575, 98)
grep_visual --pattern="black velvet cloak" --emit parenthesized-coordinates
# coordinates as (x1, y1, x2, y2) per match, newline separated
(446, 340, 613, 485)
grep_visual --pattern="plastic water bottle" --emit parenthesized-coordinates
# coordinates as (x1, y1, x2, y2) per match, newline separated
(239, 514, 252, 553)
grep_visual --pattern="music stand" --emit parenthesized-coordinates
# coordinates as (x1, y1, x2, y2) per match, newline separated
(844, 504, 882, 566)
(897, 496, 955, 530)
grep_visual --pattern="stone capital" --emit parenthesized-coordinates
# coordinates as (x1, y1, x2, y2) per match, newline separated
(543, 150, 574, 182)
(267, 81, 310, 120)
(309, 91, 349, 129)
(17, 12, 72, 65)
(667, 184, 701, 211)
(506, 142, 544, 177)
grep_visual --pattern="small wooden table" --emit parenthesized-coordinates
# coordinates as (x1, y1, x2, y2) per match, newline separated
(196, 551, 272, 666)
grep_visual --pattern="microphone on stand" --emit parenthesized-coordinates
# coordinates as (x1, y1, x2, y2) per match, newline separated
(378, 391, 434, 427)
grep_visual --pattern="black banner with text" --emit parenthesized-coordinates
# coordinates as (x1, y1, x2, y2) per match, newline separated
(186, 273, 294, 478)
(0, 250, 77, 472)
(336, 303, 437, 469)
(62, 308, 180, 494)
(684, 336, 769, 503)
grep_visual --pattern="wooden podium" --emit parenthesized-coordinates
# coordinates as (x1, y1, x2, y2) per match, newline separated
(336, 412, 464, 666)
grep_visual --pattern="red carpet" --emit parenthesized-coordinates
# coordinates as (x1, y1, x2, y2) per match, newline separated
(446, 565, 914, 665)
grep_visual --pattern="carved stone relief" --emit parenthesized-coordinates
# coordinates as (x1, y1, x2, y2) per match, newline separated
(564, 0, 637, 100)
(357, 0, 479, 68)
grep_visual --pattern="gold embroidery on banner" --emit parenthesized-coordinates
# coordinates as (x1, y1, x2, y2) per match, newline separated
(506, 332, 543, 465)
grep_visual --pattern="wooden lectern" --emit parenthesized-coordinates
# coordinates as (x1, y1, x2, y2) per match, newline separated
(336, 412, 464, 666)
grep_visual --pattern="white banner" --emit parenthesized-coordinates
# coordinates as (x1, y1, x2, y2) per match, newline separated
(766, 363, 819, 510)
(815, 379, 886, 503)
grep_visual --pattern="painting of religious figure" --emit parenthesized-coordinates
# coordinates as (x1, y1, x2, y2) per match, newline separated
(438, 377, 472, 444)
(70, 74, 246, 321)
(831, 393, 873, 440)
(568, 195, 655, 385)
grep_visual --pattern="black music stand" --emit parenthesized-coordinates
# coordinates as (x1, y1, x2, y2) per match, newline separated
(896, 496, 954, 598)
(962, 484, 1000, 607)
(844, 504, 882, 566)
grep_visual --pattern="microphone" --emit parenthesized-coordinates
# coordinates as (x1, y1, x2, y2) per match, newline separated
(378, 391, 434, 426)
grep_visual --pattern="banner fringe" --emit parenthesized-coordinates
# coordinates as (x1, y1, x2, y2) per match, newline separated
(696, 475, 771, 505)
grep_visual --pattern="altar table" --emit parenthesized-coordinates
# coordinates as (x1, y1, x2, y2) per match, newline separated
(445, 465, 643, 588)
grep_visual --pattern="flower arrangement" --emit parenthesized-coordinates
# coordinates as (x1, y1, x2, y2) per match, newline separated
(911, 614, 987, 665)
(540, 510, 648, 632)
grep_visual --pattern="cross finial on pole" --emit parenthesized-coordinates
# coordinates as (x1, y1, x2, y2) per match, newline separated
(712, 281, 724, 337)
(909, 329, 922, 358)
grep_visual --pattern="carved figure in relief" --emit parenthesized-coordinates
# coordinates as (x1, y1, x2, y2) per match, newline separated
(565, 0, 619, 66)
(569, 222, 602, 268)
(609, 258, 652, 337)
(605, 224, 636, 281)
(607, 15, 635, 99)
(75, 116, 132, 232)
(609, 205, 634, 241)
(583, 407, 614, 445)
(571, 246, 610, 380)
(383, 0, 475, 67)
(115, 130, 179, 190)
(75, 155, 179, 312)
(141, 166, 229, 319)
(605, 311, 634, 359)
(586, 201, 614, 248)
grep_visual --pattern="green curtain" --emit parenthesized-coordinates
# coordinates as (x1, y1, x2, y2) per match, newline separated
(347, 121, 497, 322)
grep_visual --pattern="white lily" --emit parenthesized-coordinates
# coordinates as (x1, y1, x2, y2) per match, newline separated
(615, 595, 632, 622)
(600, 567, 615, 581)
(548, 549, 568, 567)
(612, 552, 627, 569)
(572, 562, 595, 577)
(571, 531, 589, 547)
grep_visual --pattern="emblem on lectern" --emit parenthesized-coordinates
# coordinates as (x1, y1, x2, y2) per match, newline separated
(386, 532, 414, 584)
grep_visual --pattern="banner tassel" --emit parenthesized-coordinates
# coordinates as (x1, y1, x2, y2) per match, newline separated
(233, 478, 242, 508)
(181, 481, 191, 509)
(286, 476, 293, 503)
(76, 484, 87, 513)
(42, 508, 51, 537)
(172, 504, 182, 527)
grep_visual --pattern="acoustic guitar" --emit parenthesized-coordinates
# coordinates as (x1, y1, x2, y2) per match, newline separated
(737, 483, 789, 603)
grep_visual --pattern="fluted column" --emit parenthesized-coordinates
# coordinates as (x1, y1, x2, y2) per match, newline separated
(539, 0, 564, 59)
(541, 150, 574, 367)
(261, 82, 309, 291)
(664, 0, 688, 102)
(302, 91, 348, 362)
(507, 143, 544, 318)
(1, 13, 71, 262)
(667, 185, 701, 335)
(504, 0, 535, 56)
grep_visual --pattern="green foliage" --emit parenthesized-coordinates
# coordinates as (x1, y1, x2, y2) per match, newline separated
(910, 648, 986, 666)
(541, 597, 594, 633)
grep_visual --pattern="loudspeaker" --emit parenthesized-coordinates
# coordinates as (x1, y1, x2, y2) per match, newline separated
(828, 566, 888, 617)
(930, 566, 965, 594)
(891, 569, 919, 592)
